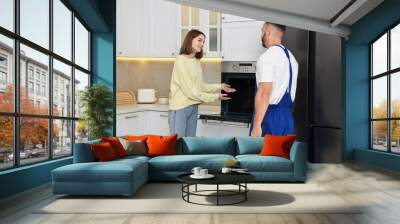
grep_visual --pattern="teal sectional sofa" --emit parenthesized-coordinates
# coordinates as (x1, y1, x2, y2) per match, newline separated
(52, 137, 307, 196)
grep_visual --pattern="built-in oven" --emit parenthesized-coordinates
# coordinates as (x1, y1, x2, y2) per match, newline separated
(199, 62, 256, 123)
(221, 61, 256, 118)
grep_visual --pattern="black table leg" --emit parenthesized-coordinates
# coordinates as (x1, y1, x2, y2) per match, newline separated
(245, 183, 247, 201)
(217, 184, 219, 206)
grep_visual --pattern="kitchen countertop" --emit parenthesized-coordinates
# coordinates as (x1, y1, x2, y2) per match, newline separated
(117, 104, 220, 115)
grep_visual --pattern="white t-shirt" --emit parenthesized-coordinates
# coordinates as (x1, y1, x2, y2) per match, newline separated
(256, 45, 298, 105)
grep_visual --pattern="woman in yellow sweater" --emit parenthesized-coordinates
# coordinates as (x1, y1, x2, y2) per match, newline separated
(169, 29, 235, 137)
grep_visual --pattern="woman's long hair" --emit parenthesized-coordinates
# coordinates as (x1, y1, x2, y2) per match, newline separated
(179, 29, 205, 59)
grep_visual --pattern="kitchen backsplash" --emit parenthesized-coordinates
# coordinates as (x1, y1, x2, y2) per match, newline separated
(117, 60, 221, 106)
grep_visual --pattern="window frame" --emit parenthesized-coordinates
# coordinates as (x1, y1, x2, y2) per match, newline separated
(370, 20, 400, 154)
(0, 0, 92, 171)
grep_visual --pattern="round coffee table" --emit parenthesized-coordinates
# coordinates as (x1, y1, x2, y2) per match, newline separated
(177, 173, 255, 206)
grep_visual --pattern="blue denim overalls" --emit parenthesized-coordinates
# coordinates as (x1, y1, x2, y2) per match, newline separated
(250, 45, 295, 136)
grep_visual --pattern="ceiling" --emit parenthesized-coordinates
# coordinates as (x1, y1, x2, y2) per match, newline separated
(166, 0, 384, 38)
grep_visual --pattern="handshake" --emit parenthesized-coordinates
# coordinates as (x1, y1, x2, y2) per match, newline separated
(219, 83, 236, 101)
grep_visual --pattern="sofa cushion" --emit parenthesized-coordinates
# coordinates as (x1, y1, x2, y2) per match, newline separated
(180, 137, 236, 155)
(91, 142, 118, 161)
(147, 135, 177, 157)
(260, 135, 296, 159)
(119, 138, 148, 156)
(101, 137, 127, 158)
(235, 137, 263, 155)
(52, 159, 147, 183)
(236, 155, 293, 172)
(148, 154, 235, 172)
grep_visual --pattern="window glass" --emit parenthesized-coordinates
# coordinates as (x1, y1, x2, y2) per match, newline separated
(391, 24, 400, 70)
(391, 120, 400, 153)
(0, 0, 14, 31)
(191, 7, 199, 26)
(209, 28, 218, 52)
(20, 0, 49, 49)
(20, 44, 49, 115)
(53, 59, 72, 117)
(181, 5, 189, 27)
(53, 0, 72, 60)
(53, 119, 72, 157)
(372, 121, 388, 151)
(372, 77, 387, 119)
(372, 34, 387, 76)
(20, 117, 49, 165)
(0, 35, 14, 113)
(74, 69, 89, 118)
(0, 116, 13, 170)
(75, 120, 88, 143)
(209, 11, 218, 26)
(74, 18, 89, 70)
(391, 72, 400, 118)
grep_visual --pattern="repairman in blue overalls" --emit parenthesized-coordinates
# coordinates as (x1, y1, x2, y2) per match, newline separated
(250, 22, 299, 137)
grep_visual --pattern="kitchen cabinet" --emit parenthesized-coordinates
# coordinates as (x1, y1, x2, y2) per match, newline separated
(117, 0, 177, 57)
(148, 111, 170, 135)
(117, 110, 250, 137)
(196, 119, 221, 137)
(177, 5, 222, 58)
(117, 111, 169, 136)
(221, 20, 265, 61)
(116, 111, 146, 136)
(117, 0, 143, 56)
(148, 0, 177, 57)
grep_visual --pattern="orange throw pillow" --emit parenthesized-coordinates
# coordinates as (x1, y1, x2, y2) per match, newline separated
(91, 142, 117, 161)
(101, 137, 127, 158)
(146, 135, 177, 157)
(259, 135, 296, 159)
(124, 135, 149, 142)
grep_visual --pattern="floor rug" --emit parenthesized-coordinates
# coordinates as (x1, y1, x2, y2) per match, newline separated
(38, 183, 362, 214)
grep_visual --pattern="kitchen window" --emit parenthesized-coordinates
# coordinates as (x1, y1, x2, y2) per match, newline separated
(370, 22, 400, 154)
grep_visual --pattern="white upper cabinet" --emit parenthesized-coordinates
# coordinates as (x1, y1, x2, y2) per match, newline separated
(221, 20, 265, 61)
(118, 1, 264, 60)
(177, 5, 222, 58)
(117, 0, 177, 57)
(117, 0, 144, 57)
(148, 0, 177, 57)
(221, 14, 254, 23)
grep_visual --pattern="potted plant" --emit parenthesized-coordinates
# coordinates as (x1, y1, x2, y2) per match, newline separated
(79, 84, 113, 140)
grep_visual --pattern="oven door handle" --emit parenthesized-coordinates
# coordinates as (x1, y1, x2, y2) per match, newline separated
(202, 119, 250, 128)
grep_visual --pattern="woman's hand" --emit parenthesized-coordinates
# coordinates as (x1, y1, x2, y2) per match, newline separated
(222, 83, 236, 93)
(218, 93, 231, 100)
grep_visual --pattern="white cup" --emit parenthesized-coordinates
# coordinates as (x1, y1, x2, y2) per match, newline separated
(191, 167, 202, 176)
(200, 169, 208, 176)
(221, 167, 232, 174)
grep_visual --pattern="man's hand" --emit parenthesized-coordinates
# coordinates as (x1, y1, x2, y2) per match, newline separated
(222, 83, 236, 93)
(218, 93, 231, 100)
(250, 125, 262, 137)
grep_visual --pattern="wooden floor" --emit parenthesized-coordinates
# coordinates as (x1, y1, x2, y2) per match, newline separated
(1, 162, 400, 224)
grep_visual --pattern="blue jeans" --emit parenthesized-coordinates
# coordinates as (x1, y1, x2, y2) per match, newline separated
(168, 104, 198, 137)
